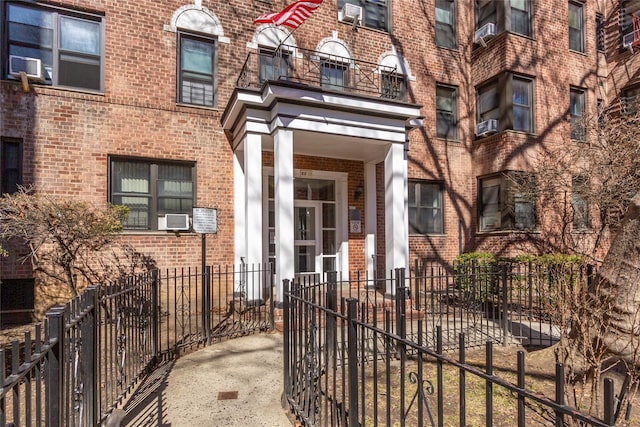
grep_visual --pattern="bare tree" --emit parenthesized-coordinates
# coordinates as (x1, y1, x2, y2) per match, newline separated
(0, 188, 155, 303)
(517, 102, 640, 423)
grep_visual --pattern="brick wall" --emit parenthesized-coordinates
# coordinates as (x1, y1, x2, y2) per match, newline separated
(0, 0, 634, 296)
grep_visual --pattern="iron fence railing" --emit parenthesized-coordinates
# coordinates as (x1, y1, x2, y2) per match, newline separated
(283, 268, 616, 427)
(236, 45, 404, 99)
(0, 263, 274, 426)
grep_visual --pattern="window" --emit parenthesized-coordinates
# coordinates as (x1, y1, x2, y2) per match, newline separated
(436, 84, 457, 139)
(572, 176, 590, 230)
(435, 0, 456, 48)
(6, 3, 103, 91)
(1, 139, 22, 194)
(596, 13, 605, 51)
(477, 0, 497, 29)
(512, 76, 532, 132)
(569, 2, 584, 52)
(477, 80, 500, 122)
(622, 86, 640, 115)
(479, 173, 536, 232)
(475, 0, 531, 36)
(570, 88, 585, 140)
(320, 61, 349, 91)
(110, 158, 195, 231)
(259, 48, 291, 84)
(1, 278, 35, 325)
(510, 0, 532, 36)
(381, 73, 406, 100)
(409, 181, 444, 234)
(337, 0, 390, 32)
(476, 73, 534, 134)
(178, 32, 216, 107)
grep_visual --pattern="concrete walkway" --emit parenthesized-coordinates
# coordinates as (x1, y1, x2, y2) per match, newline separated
(121, 333, 293, 426)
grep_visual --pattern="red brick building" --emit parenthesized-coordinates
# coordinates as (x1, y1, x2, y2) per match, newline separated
(1, 0, 639, 308)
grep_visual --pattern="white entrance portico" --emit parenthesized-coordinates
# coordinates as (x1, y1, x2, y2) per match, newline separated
(222, 81, 422, 303)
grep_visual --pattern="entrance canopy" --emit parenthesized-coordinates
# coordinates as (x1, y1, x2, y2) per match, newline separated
(221, 81, 422, 303)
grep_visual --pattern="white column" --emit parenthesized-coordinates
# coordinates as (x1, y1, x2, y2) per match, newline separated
(274, 128, 294, 303)
(244, 133, 263, 303)
(233, 151, 246, 267)
(364, 162, 377, 285)
(384, 143, 408, 295)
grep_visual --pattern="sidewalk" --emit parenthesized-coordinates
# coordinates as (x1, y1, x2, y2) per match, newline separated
(121, 333, 293, 426)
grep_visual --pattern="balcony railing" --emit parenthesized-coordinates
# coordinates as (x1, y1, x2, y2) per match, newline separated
(236, 45, 406, 100)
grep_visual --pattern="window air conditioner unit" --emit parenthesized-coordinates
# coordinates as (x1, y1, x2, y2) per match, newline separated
(9, 55, 46, 83)
(474, 23, 497, 46)
(340, 3, 363, 23)
(476, 119, 498, 136)
(164, 214, 191, 231)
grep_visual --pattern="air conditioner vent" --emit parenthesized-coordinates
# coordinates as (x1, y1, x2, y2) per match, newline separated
(164, 214, 191, 231)
(476, 119, 498, 137)
(9, 55, 46, 82)
(340, 3, 363, 23)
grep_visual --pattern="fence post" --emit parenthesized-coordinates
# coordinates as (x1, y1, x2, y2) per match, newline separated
(282, 279, 291, 407)
(604, 378, 615, 425)
(151, 269, 160, 362)
(326, 272, 337, 369)
(347, 298, 359, 427)
(501, 264, 509, 347)
(46, 305, 65, 427)
(394, 268, 407, 341)
(82, 286, 99, 426)
(202, 265, 211, 343)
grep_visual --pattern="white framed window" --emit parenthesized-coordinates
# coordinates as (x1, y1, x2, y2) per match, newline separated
(6, 2, 103, 91)
(178, 32, 216, 107)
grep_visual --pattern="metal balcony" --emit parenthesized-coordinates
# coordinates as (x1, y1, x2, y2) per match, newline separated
(237, 45, 405, 100)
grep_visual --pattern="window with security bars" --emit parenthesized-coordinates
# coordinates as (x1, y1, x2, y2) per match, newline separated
(6, 2, 103, 91)
(259, 48, 291, 84)
(622, 86, 640, 115)
(110, 158, 195, 230)
(178, 32, 216, 107)
(596, 13, 605, 51)
(381, 73, 407, 100)
(337, 0, 390, 31)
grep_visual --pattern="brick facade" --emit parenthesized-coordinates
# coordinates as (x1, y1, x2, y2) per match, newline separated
(1, 0, 639, 314)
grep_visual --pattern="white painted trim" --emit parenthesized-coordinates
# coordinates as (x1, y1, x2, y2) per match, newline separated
(234, 152, 246, 268)
(364, 162, 377, 281)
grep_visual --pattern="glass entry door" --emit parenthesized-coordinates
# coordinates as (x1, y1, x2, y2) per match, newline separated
(294, 202, 321, 274)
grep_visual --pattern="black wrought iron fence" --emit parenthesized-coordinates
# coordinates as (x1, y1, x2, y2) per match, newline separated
(283, 270, 616, 427)
(0, 263, 273, 426)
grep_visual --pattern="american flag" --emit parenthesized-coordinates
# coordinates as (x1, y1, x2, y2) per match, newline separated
(254, 0, 323, 29)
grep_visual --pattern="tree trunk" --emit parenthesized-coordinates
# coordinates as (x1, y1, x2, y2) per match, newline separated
(589, 191, 640, 365)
